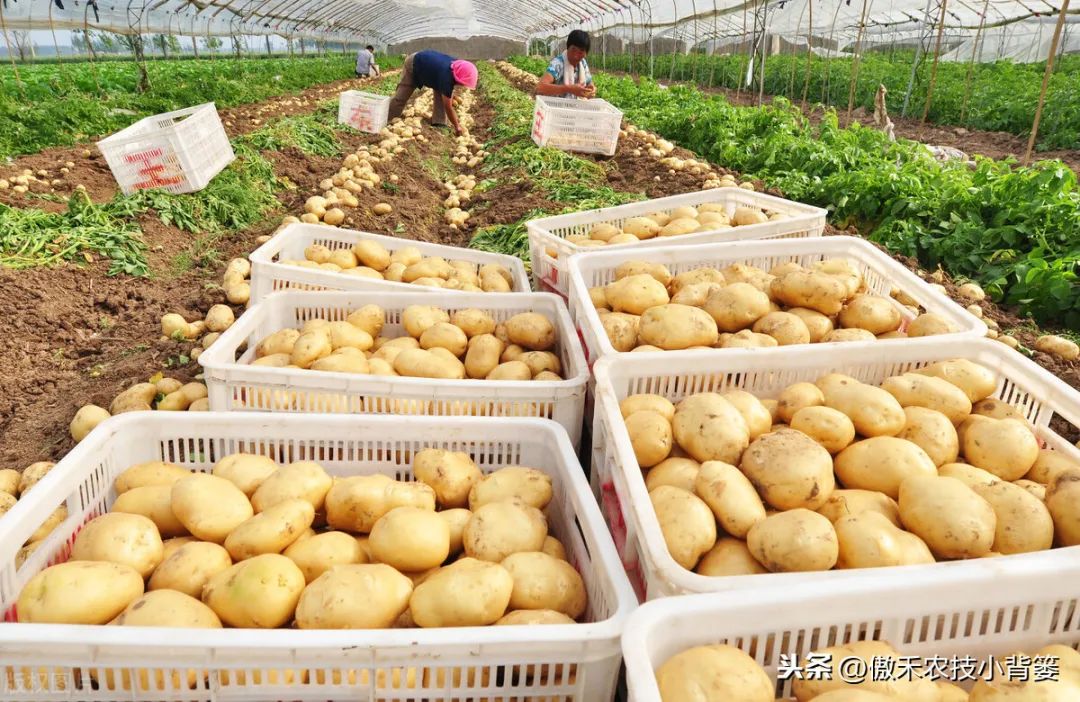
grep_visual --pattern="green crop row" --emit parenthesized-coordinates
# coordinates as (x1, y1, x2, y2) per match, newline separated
(509, 56, 1079, 327)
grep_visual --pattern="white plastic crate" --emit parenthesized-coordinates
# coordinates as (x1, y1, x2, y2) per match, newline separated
(96, 102, 234, 196)
(199, 290, 590, 447)
(590, 337, 1080, 601)
(531, 95, 623, 157)
(568, 235, 987, 367)
(624, 557, 1080, 702)
(249, 223, 532, 304)
(0, 413, 637, 702)
(526, 187, 827, 297)
(337, 90, 391, 133)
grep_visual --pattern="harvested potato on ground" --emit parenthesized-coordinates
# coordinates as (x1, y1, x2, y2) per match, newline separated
(202, 554, 305, 629)
(148, 542, 232, 598)
(898, 475, 996, 559)
(70, 404, 110, 442)
(18, 561, 144, 624)
(650, 486, 717, 571)
(410, 557, 514, 627)
(656, 644, 773, 702)
(747, 509, 838, 572)
(295, 564, 412, 629)
(0, 468, 19, 496)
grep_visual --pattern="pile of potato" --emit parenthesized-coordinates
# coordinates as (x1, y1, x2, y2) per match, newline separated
(221, 257, 251, 306)
(0, 461, 67, 568)
(656, 639, 1080, 701)
(16, 451, 587, 638)
(552, 204, 784, 258)
(618, 357, 1080, 576)
(589, 256, 956, 352)
(248, 303, 565, 382)
(281, 240, 514, 292)
(443, 175, 477, 229)
(68, 377, 211, 447)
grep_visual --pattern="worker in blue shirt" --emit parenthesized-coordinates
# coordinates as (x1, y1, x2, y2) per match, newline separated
(535, 30, 595, 100)
(388, 50, 478, 136)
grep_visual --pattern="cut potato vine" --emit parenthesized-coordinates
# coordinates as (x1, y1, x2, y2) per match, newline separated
(622, 358, 1080, 577)
(15, 450, 587, 633)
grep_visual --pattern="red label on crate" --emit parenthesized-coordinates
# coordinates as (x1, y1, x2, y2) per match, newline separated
(123, 147, 165, 164)
(600, 481, 630, 561)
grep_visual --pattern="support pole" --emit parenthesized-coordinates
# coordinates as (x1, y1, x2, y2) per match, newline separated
(920, 0, 949, 123)
(801, 0, 813, 110)
(901, 0, 935, 116)
(757, 0, 768, 106)
(960, 0, 990, 124)
(1024, 0, 1070, 164)
(846, 0, 872, 118)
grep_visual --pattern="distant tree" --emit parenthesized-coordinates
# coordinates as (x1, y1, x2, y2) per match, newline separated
(118, 33, 150, 92)
(166, 35, 181, 55)
(230, 35, 245, 57)
(152, 34, 170, 58)
(71, 30, 89, 53)
(203, 36, 223, 53)
(93, 31, 119, 54)
(10, 30, 36, 61)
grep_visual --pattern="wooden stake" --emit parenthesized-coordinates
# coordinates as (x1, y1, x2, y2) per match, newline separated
(801, 0, 813, 110)
(920, 0, 949, 123)
(846, 0, 872, 118)
(960, 0, 990, 124)
(1025, 0, 1071, 164)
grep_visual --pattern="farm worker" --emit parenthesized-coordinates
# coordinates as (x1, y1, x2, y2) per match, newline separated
(355, 45, 381, 78)
(387, 50, 478, 137)
(535, 30, 595, 100)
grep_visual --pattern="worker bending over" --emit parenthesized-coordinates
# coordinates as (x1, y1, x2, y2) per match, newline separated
(536, 30, 595, 100)
(388, 49, 477, 137)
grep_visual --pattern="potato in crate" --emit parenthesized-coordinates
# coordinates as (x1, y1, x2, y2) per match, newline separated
(0, 413, 636, 702)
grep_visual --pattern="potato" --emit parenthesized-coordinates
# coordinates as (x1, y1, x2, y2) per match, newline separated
(791, 406, 856, 454)
(290, 329, 332, 368)
(496, 609, 576, 625)
(963, 418, 1039, 480)
(0, 491, 16, 522)
(972, 481, 1053, 554)
(402, 306, 450, 338)
(0, 468, 19, 496)
(816, 489, 901, 527)
(411, 449, 482, 509)
(822, 328, 878, 343)
(895, 406, 958, 467)
(771, 271, 848, 315)
(615, 260, 673, 286)
(670, 268, 727, 295)
(171, 473, 254, 543)
(251, 460, 333, 513)
(752, 311, 811, 346)
(1014, 479, 1047, 500)
(721, 390, 773, 441)
(588, 286, 608, 309)
(469, 466, 553, 510)
(834, 437, 937, 499)
(1026, 449, 1080, 484)
(487, 361, 531, 380)
(694, 461, 766, 538)
(369, 506, 450, 572)
(881, 373, 973, 423)
(788, 307, 835, 342)
(1047, 474, 1080, 546)
(284, 531, 366, 584)
(972, 398, 1027, 423)
(820, 375, 906, 437)
(620, 394, 676, 421)
(28, 504, 67, 543)
(722, 264, 774, 293)
(501, 552, 586, 619)
(462, 334, 504, 380)
(403, 258, 452, 283)
(505, 313, 556, 351)
(346, 304, 385, 338)
(410, 558, 513, 627)
(416, 322, 466, 357)
(70, 404, 110, 442)
(622, 216, 660, 239)
(112, 484, 187, 538)
(645, 457, 701, 493)
(463, 498, 547, 562)
(326, 475, 435, 533)
(114, 589, 221, 628)
(656, 644, 773, 702)
(834, 511, 912, 569)
(792, 641, 940, 701)
(110, 382, 158, 414)
(671, 282, 724, 307)
(605, 274, 670, 315)
(294, 563, 412, 629)
(640, 304, 719, 350)
(660, 217, 700, 237)
(18, 561, 144, 624)
(625, 411, 673, 468)
(148, 541, 232, 598)
(673, 393, 750, 464)
(202, 554, 305, 628)
(328, 321, 374, 351)
(1035, 334, 1080, 361)
(311, 352, 370, 375)
(938, 462, 999, 489)
(907, 313, 954, 337)
(352, 240, 391, 271)
(224, 498, 315, 561)
(838, 295, 901, 334)
(212, 453, 277, 497)
(740, 428, 834, 510)
(589, 223, 621, 242)
(703, 283, 770, 332)
(115, 461, 190, 494)
(776, 383, 825, 423)
(695, 538, 768, 576)
(915, 359, 998, 402)
(898, 475, 996, 559)
(650, 486, 717, 570)
(479, 268, 512, 292)
(252, 352, 292, 368)
(601, 313, 640, 352)
(747, 509, 838, 572)
(439, 509, 471, 558)
(451, 309, 496, 338)
(71, 513, 163, 578)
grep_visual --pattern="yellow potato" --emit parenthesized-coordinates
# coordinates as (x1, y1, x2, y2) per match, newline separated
(822, 328, 877, 343)
(409, 558, 513, 627)
(816, 489, 901, 527)
(326, 474, 436, 533)
(622, 216, 660, 239)
(0, 468, 19, 496)
(352, 240, 391, 271)
(114, 461, 190, 494)
(790, 406, 856, 454)
(972, 480, 1053, 554)
(820, 375, 906, 437)
(28, 504, 67, 543)
(834, 511, 911, 568)
(451, 309, 497, 337)
(673, 393, 750, 464)
(670, 268, 727, 294)
(645, 457, 701, 493)
(898, 475, 996, 559)
(370, 506, 450, 572)
(838, 295, 901, 335)
(656, 644, 773, 702)
(251, 460, 333, 513)
(1025, 449, 1080, 484)
(615, 260, 674, 286)
(487, 360, 532, 380)
(290, 329, 332, 368)
(402, 305, 451, 338)
(110, 383, 158, 414)
(18, 561, 144, 624)
(722, 264, 773, 293)
(413, 449, 482, 508)
(346, 304, 385, 338)
(747, 509, 838, 572)
(495, 609, 576, 625)
(224, 498, 316, 561)
(787, 307, 835, 342)
(394, 349, 465, 379)
(113, 589, 221, 628)
(962, 418, 1040, 480)
(420, 322, 468, 356)
(625, 410, 674, 468)
(505, 313, 556, 351)
(71, 512, 163, 578)
(463, 499, 547, 562)
(792, 640, 940, 700)
(834, 437, 937, 499)
(202, 554, 306, 628)
(295, 564, 413, 629)
(1047, 473, 1080, 546)
(752, 311, 811, 346)
(211, 453, 277, 497)
(328, 321, 374, 351)
(722, 390, 773, 440)
(695, 538, 768, 576)
(740, 428, 835, 511)
(650, 486, 717, 570)
(171, 473, 254, 543)
(601, 313, 640, 352)
(284, 531, 367, 583)
(771, 271, 848, 315)
(694, 461, 766, 538)
(464, 334, 505, 379)
(148, 541, 232, 598)
(907, 313, 954, 337)
(915, 359, 998, 402)
(541, 535, 567, 562)
(468, 466, 553, 510)
(440, 509, 472, 557)
(605, 274, 670, 315)
(620, 394, 676, 421)
(939, 462, 1000, 489)
(777, 382, 826, 423)
(897, 406, 959, 467)
(501, 552, 586, 619)
(112, 484, 188, 538)
(881, 373, 973, 423)
(671, 281, 724, 307)
(703, 283, 770, 333)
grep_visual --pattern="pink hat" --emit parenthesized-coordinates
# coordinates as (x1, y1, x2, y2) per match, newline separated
(451, 59, 478, 89)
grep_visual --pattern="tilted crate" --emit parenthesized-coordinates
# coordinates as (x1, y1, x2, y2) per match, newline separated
(338, 90, 391, 134)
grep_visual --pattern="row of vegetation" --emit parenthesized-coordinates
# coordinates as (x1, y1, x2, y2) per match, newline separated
(599, 51, 1080, 151)
(510, 55, 1079, 327)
